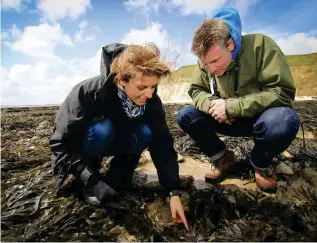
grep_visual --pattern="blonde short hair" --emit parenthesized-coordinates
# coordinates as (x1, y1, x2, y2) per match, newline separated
(191, 19, 230, 59)
(110, 43, 171, 81)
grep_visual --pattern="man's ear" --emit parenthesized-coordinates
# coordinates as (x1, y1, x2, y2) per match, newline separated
(227, 38, 235, 52)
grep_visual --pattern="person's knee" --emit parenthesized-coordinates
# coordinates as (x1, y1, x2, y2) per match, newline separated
(137, 124, 152, 148)
(83, 119, 115, 157)
(92, 119, 116, 145)
(176, 105, 202, 129)
(254, 107, 299, 142)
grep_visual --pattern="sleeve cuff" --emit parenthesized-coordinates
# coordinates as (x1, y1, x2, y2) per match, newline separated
(197, 97, 213, 114)
(226, 98, 241, 118)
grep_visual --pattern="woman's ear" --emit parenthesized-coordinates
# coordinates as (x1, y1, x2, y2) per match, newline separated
(116, 74, 126, 88)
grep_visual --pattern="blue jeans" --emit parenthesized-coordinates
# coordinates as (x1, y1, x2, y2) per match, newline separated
(176, 106, 299, 169)
(82, 119, 152, 158)
(81, 119, 152, 190)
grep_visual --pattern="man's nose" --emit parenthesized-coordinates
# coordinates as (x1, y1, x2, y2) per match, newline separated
(208, 64, 216, 73)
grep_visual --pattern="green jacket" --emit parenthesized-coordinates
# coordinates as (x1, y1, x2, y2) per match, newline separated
(189, 33, 296, 118)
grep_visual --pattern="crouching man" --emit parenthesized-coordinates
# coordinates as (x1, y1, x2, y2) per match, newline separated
(177, 7, 299, 192)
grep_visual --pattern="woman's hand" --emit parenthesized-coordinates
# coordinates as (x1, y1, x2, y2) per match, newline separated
(170, 196, 189, 231)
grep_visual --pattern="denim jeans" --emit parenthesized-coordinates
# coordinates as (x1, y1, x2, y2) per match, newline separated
(176, 105, 299, 169)
(81, 118, 152, 190)
(82, 118, 152, 158)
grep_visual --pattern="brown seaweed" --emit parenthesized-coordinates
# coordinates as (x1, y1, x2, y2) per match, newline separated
(1, 101, 317, 241)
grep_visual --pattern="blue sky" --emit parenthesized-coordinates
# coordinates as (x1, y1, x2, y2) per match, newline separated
(1, 0, 317, 106)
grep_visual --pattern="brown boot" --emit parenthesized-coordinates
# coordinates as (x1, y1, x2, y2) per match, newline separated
(205, 150, 237, 184)
(255, 166, 277, 193)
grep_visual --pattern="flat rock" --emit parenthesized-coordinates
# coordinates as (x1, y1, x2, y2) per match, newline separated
(276, 162, 295, 175)
(142, 151, 184, 163)
(135, 156, 266, 192)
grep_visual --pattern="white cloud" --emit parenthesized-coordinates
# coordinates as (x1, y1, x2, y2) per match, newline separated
(10, 24, 22, 39)
(1, 24, 23, 42)
(74, 20, 95, 43)
(171, 0, 226, 15)
(245, 27, 290, 41)
(1, 0, 23, 10)
(92, 25, 103, 33)
(78, 20, 88, 29)
(75, 34, 95, 42)
(1, 66, 9, 81)
(8, 23, 73, 58)
(68, 48, 100, 75)
(124, 0, 148, 8)
(276, 33, 317, 55)
(122, 22, 180, 67)
(1, 48, 101, 106)
(244, 28, 317, 55)
(37, 0, 91, 21)
(233, 0, 260, 18)
(124, 0, 161, 17)
(122, 22, 195, 68)
(124, 0, 258, 16)
(1, 32, 10, 40)
(122, 22, 170, 49)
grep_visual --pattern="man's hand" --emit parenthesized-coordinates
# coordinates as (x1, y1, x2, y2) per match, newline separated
(170, 196, 189, 231)
(209, 99, 235, 125)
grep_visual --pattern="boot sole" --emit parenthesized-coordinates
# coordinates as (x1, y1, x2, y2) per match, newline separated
(205, 171, 230, 184)
(205, 176, 225, 184)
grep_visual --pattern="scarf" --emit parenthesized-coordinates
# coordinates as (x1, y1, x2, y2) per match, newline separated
(117, 86, 146, 119)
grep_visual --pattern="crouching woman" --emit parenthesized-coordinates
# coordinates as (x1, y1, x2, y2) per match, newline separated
(49, 43, 188, 230)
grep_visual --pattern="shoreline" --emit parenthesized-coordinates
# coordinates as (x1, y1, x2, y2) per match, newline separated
(1, 96, 316, 109)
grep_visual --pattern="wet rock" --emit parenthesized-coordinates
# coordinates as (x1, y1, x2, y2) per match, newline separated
(301, 169, 317, 187)
(37, 120, 50, 130)
(31, 136, 40, 140)
(108, 225, 123, 235)
(282, 150, 295, 159)
(276, 162, 295, 175)
(277, 180, 317, 206)
(17, 131, 27, 136)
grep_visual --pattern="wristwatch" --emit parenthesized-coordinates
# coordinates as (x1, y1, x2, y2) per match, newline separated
(169, 190, 182, 197)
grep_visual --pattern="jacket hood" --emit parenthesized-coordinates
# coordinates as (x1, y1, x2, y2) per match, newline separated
(100, 43, 126, 78)
(210, 7, 242, 60)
